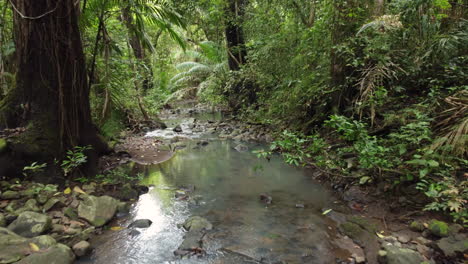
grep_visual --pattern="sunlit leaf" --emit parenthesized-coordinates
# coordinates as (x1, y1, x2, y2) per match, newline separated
(29, 243, 40, 252)
(322, 209, 332, 215)
(73, 186, 86, 194)
(63, 187, 72, 195)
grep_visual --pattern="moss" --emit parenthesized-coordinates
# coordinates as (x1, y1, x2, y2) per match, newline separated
(348, 216, 378, 233)
(409, 221, 425, 232)
(0, 138, 7, 154)
(429, 220, 449, 237)
(340, 222, 365, 240)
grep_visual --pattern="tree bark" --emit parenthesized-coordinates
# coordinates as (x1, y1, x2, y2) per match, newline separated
(225, 0, 247, 71)
(2, 0, 107, 174)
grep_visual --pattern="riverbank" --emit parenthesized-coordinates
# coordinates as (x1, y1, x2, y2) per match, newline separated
(0, 103, 466, 264)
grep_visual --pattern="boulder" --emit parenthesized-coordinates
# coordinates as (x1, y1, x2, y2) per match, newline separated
(72, 241, 91, 257)
(435, 233, 468, 258)
(379, 243, 425, 264)
(8, 211, 51, 238)
(129, 219, 152, 228)
(183, 216, 212, 231)
(78, 195, 118, 227)
(16, 244, 75, 264)
(428, 220, 449, 237)
(0, 228, 69, 264)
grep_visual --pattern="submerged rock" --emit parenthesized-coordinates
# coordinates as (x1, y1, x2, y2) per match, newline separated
(234, 144, 248, 152)
(173, 125, 183, 133)
(260, 193, 272, 205)
(183, 216, 212, 231)
(8, 211, 51, 238)
(77, 195, 118, 227)
(129, 219, 152, 228)
(178, 231, 203, 250)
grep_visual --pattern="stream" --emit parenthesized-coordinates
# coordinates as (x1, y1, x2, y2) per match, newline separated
(78, 111, 353, 264)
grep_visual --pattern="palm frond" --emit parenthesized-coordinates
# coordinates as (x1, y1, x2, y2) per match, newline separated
(432, 90, 468, 157)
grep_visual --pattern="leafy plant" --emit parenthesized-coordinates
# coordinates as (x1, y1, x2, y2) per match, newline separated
(61, 146, 92, 176)
(417, 177, 467, 225)
(22, 162, 47, 177)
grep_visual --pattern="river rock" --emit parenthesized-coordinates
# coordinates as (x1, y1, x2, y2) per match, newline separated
(17, 244, 75, 264)
(234, 144, 248, 152)
(335, 236, 366, 263)
(1, 190, 20, 200)
(0, 227, 70, 264)
(72, 241, 91, 257)
(409, 221, 425, 232)
(43, 197, 63, 212)
(64, 207, 78, 220)
(183, 216, 212, 231)
(78, 195, 118, 227)
(0, 213, 6, 227)
(435, 233, 468, 258)
(115, 183, 139, 201)
(16, 199, 41, 214)
(173, 125, 183, 133)
(379, 243, 425, 264)
(428, 220, 449, 237)
(178, 231, 203, 250)
(343, 186, 369, 203)
(129, 219, 152, 228)
(8, 211, 51, 238)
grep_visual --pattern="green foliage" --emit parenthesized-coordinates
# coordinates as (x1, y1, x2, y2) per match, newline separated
(417, 176, 467, 225)
(61, 146, 93, 176)
(95, 167, 144, 184)
(22, 162, 47, 177)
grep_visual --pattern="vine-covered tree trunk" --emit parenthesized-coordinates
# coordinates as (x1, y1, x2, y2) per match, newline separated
(225, 0, 247, 71)
(1, 0, 106, 174)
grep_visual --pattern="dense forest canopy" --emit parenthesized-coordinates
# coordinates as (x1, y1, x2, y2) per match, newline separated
(0, 0, 467, 226)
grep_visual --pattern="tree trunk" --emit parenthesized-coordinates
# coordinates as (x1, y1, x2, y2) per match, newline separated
(225, 0, 247, 71)
(121, 6, 153, 93)
(2, 0, 107, 175)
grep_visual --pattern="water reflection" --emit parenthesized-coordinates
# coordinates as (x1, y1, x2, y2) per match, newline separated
(82, 140, 339, 264)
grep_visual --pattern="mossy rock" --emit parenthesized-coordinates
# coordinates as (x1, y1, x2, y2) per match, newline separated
(347, 216, 378, 233)
(340, 222, 365, 241)
(409, 221, 425, 232)
(0, 138, 7, 154)
(429, 220, 449, 237)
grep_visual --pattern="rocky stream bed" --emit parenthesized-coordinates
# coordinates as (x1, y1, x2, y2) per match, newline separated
(0, 104, 466, 264)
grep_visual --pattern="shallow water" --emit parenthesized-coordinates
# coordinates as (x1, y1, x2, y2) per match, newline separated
(80, 118, 348, 264)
